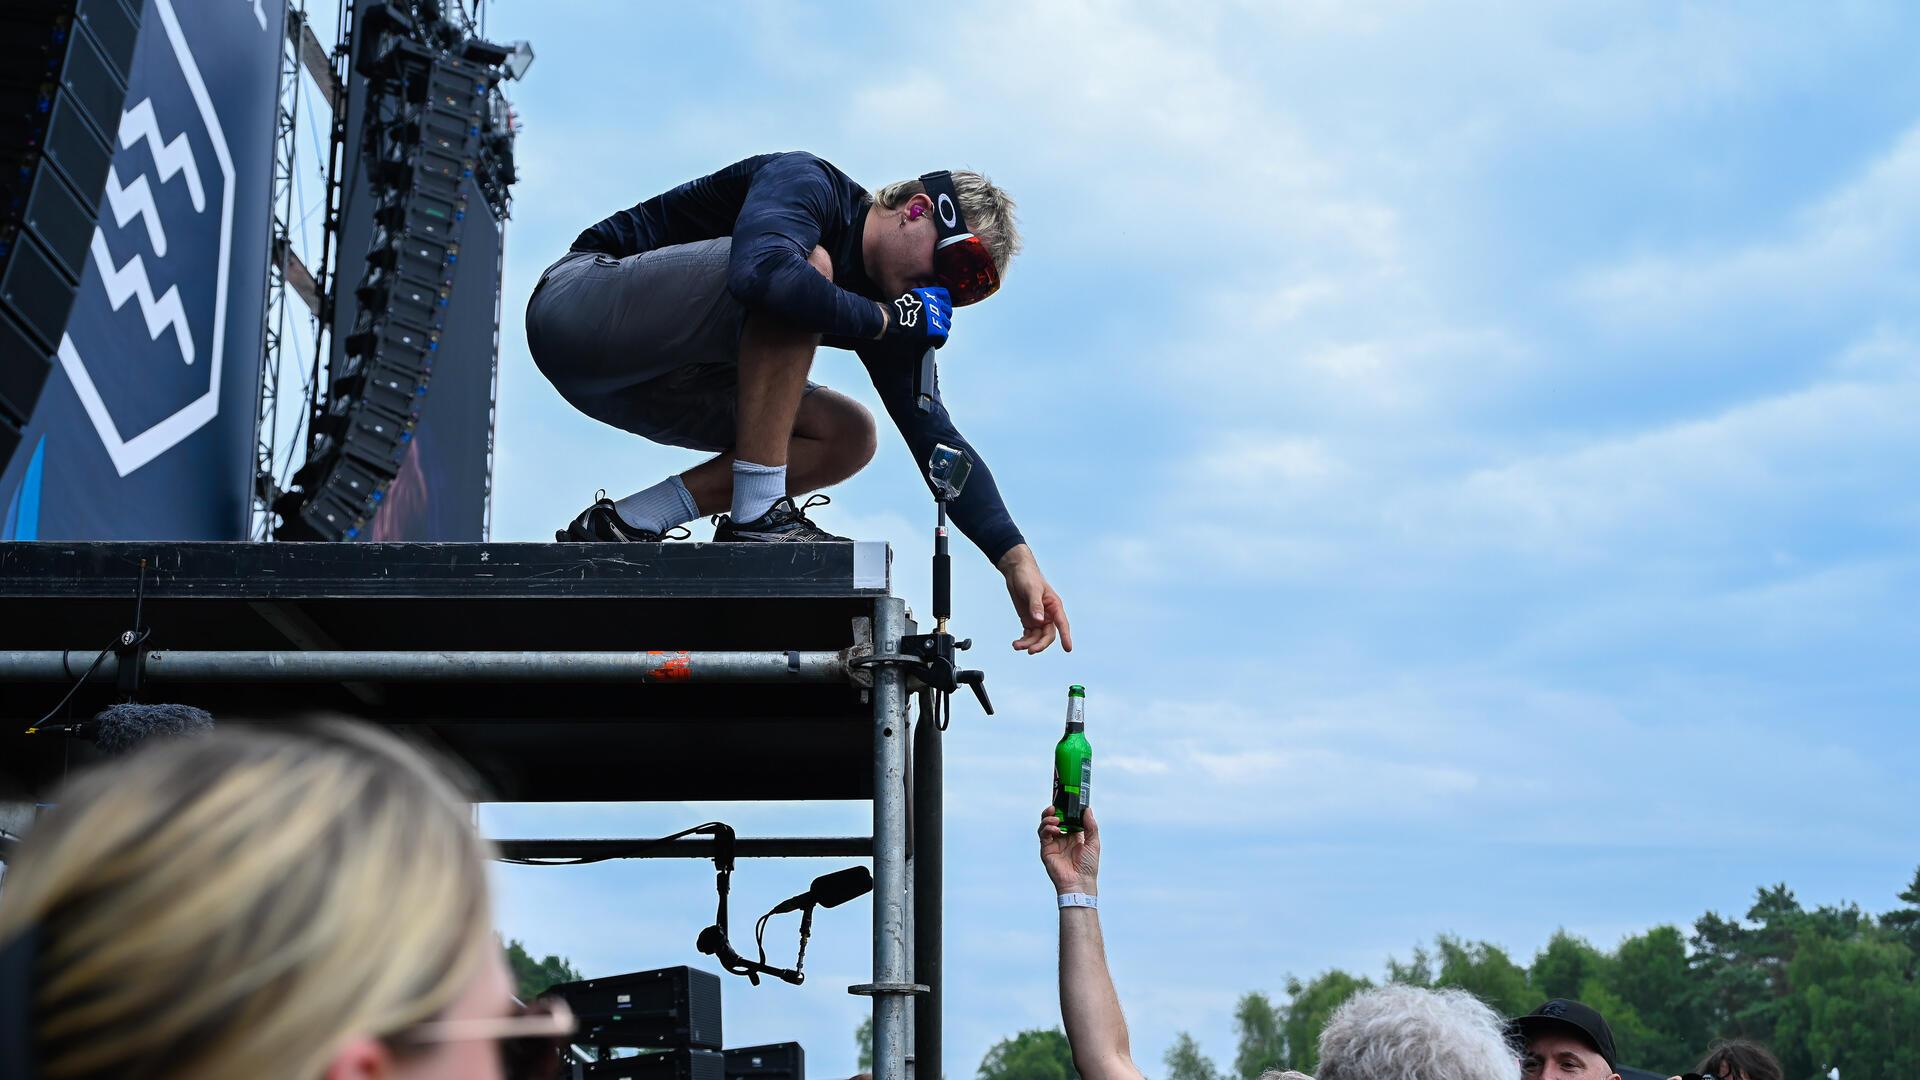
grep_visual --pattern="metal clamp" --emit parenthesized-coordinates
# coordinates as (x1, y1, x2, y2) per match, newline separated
(844, 617, 876, 690)
(848, 982, 931, 997)
(854, 634, 992, 723)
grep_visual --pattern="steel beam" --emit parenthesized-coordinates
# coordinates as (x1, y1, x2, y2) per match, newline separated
(292, 10, 341, 111)
(0, 649, 850, 684)
(492, 837, 872, 861)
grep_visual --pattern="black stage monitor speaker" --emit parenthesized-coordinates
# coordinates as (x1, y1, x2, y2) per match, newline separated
(0, 0, 142, 470)
(545, 966, 723, 1050)
(582, 1049, 726, 1080)
(725, 1043, 805, 1080)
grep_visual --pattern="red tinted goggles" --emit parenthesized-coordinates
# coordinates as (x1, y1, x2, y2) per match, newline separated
(922, 171, 1000, 306)
(935, 233, 999, 306)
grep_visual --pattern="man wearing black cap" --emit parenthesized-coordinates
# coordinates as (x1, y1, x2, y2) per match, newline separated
(1512, 999, 1621, 1080)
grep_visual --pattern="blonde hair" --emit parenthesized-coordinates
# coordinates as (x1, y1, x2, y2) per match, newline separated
(873, 170, 1022, 278)
(0, 722, 495, 1080)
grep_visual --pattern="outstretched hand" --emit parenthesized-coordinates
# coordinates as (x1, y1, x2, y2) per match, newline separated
(999, 545, 1073, 654)
(1039, 805, 1101, 895)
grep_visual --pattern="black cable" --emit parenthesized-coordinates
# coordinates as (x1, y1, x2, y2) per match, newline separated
(493, 822, 730, 866)
(21, 639, 118, 735)
(754, 909, 774, 969)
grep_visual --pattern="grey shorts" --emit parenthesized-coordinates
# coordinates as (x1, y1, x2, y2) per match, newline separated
(524, 237, 817, 452)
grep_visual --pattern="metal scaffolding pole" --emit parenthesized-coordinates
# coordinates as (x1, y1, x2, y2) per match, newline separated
(0, 650, 852, 684)
(252, 0, 306, 540)
(913, 690, 944, 1080)
(863, 596, 918, 1080)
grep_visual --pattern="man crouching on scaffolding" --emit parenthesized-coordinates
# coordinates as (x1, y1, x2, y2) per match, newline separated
(526, 152, 1071, 654)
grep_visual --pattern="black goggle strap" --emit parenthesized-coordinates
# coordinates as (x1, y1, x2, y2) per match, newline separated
(918, 170, 974, 248)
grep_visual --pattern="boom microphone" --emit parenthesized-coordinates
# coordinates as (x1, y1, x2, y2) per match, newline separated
(811, 866, 874, 908)
(767, 866, 874, 916)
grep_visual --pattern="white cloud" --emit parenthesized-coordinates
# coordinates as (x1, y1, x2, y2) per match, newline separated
(1107, 323, 1920, 592)
(1573, 121, 1920, 331)
(461, 6, 1920, 1076)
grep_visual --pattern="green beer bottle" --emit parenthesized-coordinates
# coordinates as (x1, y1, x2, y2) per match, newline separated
(1052, 685, 1091, 833)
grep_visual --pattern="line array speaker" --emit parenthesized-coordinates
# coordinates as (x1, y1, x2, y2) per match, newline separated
(277, 1, 514, 540)
(0, 0, 143, 470)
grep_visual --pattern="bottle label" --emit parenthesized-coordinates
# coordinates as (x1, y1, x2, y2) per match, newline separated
(1054, 754, 1090, 831)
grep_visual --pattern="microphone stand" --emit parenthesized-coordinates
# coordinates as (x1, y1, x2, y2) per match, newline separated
(696, 824, 807, 986)
(895, 348, 992, 724)
(893, 444, 993, 727)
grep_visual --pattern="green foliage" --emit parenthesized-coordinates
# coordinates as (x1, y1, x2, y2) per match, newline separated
(1886, 867, 1920, 974)
(1164, 1031, 1221, 1080)
(1784, 933, 1920, 1076)
(1384, 945, 1433, 988)
(1432, 935, 1532, 1018)
(1279, 970, 1371, 1074)
(1569, 980, 1662, 1068)
(503, 938, 582, 1000)
(1603, 925, 1694, 1067)
(1529, 930, 1605, 1004)
(1231, 992, 1286, 1080)
(857, 1016, 874, 1072)
(1105, 865, 1920, 1080)
(977, 1028, 1077, 1080)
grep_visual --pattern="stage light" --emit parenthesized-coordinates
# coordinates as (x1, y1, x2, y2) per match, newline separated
(503, 41, 535, 81)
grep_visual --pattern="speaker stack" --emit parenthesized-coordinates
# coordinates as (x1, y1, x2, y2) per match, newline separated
(725, 1043, 806, 1080)
(543, 966, 737, 1080)
(0, 0, 143, 471)
(276, 2, 507, 540)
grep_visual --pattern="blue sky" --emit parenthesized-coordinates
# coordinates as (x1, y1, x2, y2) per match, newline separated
(298, 2, 1920, 1074)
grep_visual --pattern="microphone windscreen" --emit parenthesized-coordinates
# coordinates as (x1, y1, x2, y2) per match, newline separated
(91, 703, 215, 755)
(811, 866, 874, 909)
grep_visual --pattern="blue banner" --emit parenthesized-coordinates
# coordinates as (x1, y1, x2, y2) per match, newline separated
(0, 0, 283, 540)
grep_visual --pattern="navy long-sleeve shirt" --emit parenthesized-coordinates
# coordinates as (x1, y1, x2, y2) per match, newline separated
(572, 152, 1026, 562)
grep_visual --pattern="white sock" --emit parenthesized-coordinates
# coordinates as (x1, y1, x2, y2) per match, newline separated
(613, 476, 698, 534)
(730, 459, 787, 522)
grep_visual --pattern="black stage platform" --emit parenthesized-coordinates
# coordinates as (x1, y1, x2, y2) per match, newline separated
(0, 541, 897, 802)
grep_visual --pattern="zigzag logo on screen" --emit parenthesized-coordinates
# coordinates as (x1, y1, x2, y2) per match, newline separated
(58, 0, 237, 477)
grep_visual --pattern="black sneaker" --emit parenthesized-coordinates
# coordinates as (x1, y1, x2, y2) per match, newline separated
(555, 491, 690, 542)
(711, 495, 848, 542)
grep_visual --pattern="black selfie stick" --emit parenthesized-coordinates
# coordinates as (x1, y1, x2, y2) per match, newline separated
(893, 443, 993, 724)
(876, 350, 990, 721)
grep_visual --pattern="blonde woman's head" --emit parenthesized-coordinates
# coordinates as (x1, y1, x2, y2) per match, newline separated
(0, 722, 504, 1080)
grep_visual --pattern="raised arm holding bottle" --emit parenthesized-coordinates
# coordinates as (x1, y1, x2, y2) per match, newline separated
(1039, 804, 1143, 1080)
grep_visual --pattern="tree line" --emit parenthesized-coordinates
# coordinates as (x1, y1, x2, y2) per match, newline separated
(507, 866, 1920, 1079)
(968, 867, 1920, 1080)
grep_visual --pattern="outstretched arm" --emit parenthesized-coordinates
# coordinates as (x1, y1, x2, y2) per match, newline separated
(1039, 807, 1141, 1080)
(860, 343, 1073, 653)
